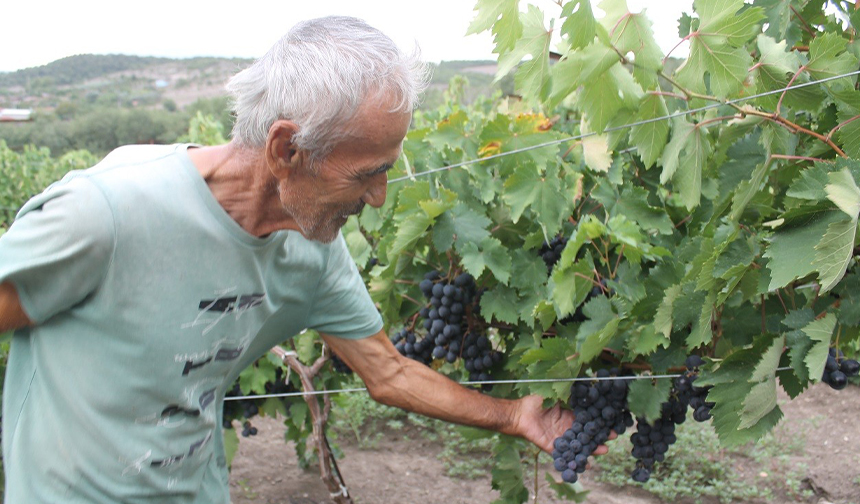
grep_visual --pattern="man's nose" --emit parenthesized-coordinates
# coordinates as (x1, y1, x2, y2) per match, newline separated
(362, 174, 388, 208)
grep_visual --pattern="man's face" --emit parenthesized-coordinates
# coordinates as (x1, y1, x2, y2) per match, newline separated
(279, 100, 412, 243)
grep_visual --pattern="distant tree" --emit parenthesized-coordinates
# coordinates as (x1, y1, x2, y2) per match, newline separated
(55, 101, 78, 120)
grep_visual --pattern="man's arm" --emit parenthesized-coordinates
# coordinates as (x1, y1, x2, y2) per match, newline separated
(321, 330, 610, 454)
(0, 282, 33, 334)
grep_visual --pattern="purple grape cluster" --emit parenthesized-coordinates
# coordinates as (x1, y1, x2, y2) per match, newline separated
(330, 353, 353, 374)
(629, 396, 684, 483)
(551, 368, 633, 484)
(392, 271, 503, 382)
(676, 355, 715, 422)
(222, 367, 293, 437)
(822, 348, 859, 390)
(629, 355, 713, 482)
(539, 235, 568, 273)
(391, 327, 434, 365)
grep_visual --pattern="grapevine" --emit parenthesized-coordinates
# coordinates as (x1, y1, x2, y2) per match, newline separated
(355, 0, 860, 500)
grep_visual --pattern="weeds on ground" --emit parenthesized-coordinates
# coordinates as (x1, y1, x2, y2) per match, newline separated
(329, 383, 406, 448)
(329, 387, 495, 478)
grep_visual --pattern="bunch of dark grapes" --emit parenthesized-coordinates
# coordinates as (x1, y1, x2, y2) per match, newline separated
(539, 235, 568, 272)
(223, 381, 260, 437)
(391, 327, 434, 365)
(460, 332, 504, 384)
(222, 367, 294, 437)
(551, 368, 633, 484)
(679, 355, 715, 422)
(629, 411, 679, 483)
(393, 271, 503, 383)
(629, 388, 687, 483)
(330, 352, 353, 374)
(822, 348, 860, 390)
(629, 355, 713, 483)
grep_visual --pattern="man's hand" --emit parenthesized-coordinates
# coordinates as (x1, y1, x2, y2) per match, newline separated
(513, 395, 615, 456)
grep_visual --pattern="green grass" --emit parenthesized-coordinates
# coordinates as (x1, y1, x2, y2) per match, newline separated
(593, 417, 769, 504)
(592, 412, 820, 504)
(328, 389, 496, 478)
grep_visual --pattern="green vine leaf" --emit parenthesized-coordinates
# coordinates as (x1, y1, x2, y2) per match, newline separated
(802, 314, 837, 382)
(502, 164, 570, 236)
(630, 93, 670, 169)
(460, 237, 512, 285)
(560, 0, 596, 50)
(495, 5, 553, 101)
(466, 0, 523, 55)
(812, 217, 858, 292)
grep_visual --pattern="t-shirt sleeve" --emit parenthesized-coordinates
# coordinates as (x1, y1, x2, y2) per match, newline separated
(0, 176, 115, 324)
(306, 234, 383, 339)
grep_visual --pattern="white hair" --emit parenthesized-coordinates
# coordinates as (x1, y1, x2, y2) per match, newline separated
(226, 16, 431, 161)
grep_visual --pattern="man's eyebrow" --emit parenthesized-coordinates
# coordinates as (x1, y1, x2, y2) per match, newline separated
(362, 163, 395, 178)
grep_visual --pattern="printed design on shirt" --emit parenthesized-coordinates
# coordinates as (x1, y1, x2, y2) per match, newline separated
(199, 293, 265, 313)
(122, 450, 153, 476)
(182, 345, 244, 375)
(181, 287, 266, 336)
(128, 290, 265, 478)
(134, 378, 220, 428)
(150, 431, 213, 469)
(177, 330, 254, 378)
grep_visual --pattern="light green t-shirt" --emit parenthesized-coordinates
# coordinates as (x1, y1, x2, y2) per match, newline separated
(0, 144, 382, 503)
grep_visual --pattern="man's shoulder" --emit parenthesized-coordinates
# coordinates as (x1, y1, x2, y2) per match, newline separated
(94, 143, 190, 172)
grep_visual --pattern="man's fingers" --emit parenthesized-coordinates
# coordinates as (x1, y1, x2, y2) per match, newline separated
(608, 430, 618, 441)
(592, 444, 609, 456)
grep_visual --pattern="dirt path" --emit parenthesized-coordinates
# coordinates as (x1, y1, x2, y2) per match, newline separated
(229, 383, 860, 504)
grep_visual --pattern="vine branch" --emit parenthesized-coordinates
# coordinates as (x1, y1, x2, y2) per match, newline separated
(269, 346, 353, 504)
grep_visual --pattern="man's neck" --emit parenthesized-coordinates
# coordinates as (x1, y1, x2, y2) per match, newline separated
(187, 142, 300, 238)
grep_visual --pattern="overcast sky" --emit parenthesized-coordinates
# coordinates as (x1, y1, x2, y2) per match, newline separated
(0, 0, 693, 73)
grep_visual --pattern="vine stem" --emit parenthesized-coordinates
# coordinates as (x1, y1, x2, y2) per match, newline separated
(827, 113, 860, 141)
(674, 214, 693, 229)
(771, 154, 828, 163)
(657, 70, 713, 102)
(612, 244, 625, 280)
(401, 293, 424, 307)
(735, 106, 848, 157)
(790, 5, 818, 37)
(776, 65, 807, 116)
(658, 70, 693, 101)
(561, 140, 582, 160)
(776, 290, 789, 315)
(574, 272, 605, 291)
(269, 346, 353, 504)
(533, 449, 540, 504)
(696, 114, 744, 128)
(650, 90, 689, 100)
(654, 57, 849, 157)
(663, 31, 697, 65)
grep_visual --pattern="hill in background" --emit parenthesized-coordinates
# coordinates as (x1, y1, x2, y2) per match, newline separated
(0, 54, 503, 111)
(0, 54, 505, 156)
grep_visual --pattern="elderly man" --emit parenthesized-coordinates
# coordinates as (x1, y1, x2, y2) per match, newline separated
(0, 16, 604, 503)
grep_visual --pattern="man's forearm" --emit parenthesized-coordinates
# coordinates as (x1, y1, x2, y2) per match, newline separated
(0, 281, 32, 333)
(368, 353, 522, 436)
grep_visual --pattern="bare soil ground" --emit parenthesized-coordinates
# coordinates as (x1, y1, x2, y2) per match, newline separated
(229, 383, 860, 504)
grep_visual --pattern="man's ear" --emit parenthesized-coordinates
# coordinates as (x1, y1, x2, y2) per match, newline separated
(265, 120, 303, 180)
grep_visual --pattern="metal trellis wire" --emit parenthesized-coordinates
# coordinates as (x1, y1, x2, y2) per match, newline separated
(223, 367, 794, 401)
